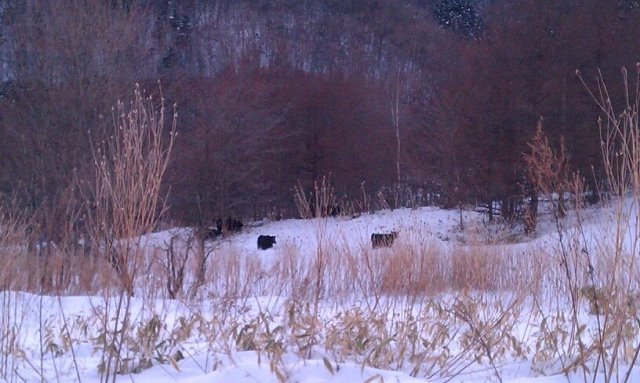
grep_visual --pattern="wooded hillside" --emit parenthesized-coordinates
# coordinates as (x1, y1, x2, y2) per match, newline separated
(0, 0, 636, 226)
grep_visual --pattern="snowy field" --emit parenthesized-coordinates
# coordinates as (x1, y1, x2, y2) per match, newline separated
(2, 201, 640, 383)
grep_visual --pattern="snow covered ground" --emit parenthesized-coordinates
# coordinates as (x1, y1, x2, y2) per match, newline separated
(2, 203, 640, 383)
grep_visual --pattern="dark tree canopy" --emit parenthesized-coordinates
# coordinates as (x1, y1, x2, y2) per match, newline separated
(0, 0, 634, 225)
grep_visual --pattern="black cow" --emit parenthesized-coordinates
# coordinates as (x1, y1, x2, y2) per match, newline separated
(205, 222, 223, 240)
(225, 217, 244, 233)
(257, 235, 277, 250)
(329, 204, 342, 217)
(371, 231, 398, 248)
(309, 204, 342, 218)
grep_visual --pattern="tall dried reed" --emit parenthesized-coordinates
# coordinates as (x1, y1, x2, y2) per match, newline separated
(80, 83, 177, 381)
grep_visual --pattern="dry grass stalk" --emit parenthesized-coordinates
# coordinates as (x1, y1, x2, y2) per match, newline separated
(294, 176, 339, 219)
(78, 83, 177, 381)
(554, 66, 640, 381)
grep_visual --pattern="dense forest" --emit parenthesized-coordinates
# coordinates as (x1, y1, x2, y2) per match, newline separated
(0, 0, 638, 232)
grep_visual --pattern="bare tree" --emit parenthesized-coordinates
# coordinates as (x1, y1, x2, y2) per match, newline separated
(389, 64, 402, 185)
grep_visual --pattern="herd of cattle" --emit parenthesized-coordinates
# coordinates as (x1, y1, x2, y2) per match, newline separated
(206, 217, 398, 250)
(204, 217, 244, 240)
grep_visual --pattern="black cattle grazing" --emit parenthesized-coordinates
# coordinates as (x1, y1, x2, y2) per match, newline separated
(257, 235, 277, 250)
(309, 204, 342, 218)
(371, 231, 398, 248)
(225, 217, 244, 233)
(205, 223, 223, 240)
